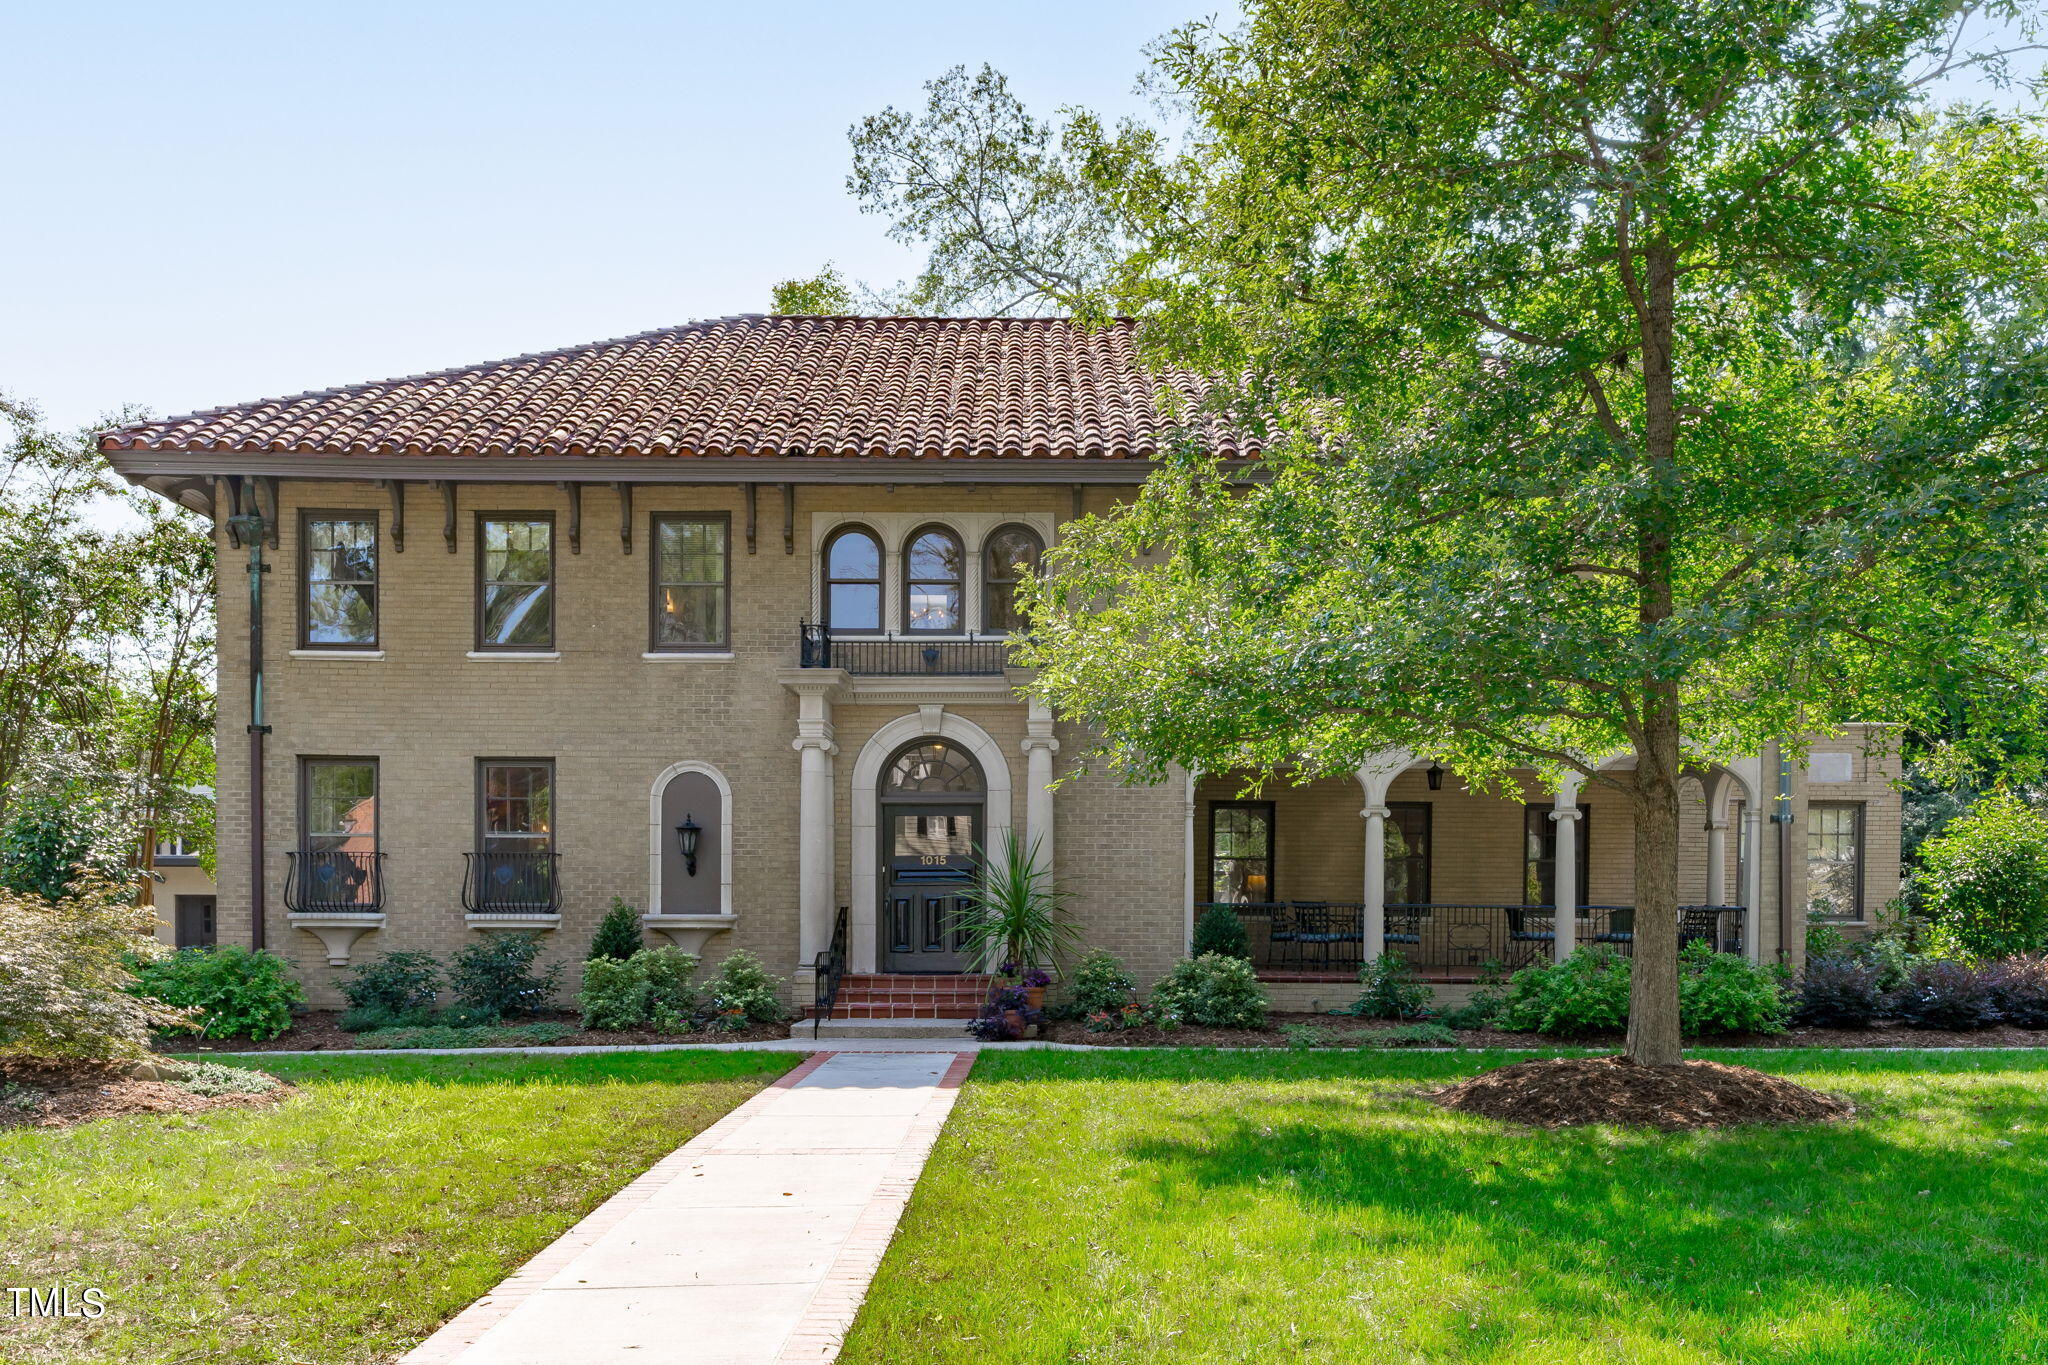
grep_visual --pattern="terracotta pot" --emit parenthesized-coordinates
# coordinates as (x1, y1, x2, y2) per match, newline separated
(1001, 1008, 1027, 1039)
(1025, 986, 1046, 1010)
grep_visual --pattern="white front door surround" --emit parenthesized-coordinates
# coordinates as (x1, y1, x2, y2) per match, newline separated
(849, 710, 1014, 974)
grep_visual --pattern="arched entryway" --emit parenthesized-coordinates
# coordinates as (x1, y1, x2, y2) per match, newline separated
(878, 739, 984, 971)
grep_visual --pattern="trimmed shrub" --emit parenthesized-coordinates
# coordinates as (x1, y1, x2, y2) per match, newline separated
(1498, 947, 1632, 1036)
(703, 950, 790, 1028)
(1678, 941, 1790, 1035)
(1794, 954, 1888, 1028)
(1920, 790, 2048, 960)
(1374, 1021, 1459, 1048)
(577, 946, 701, 1032)
(588, 898, 644, 962)
(1, 877, 193, 1060)
(1341, 953, 1434, 1020)
(1059, 949, 1139, 1020)
(1191, 904, 1252, 961)
(1890, 958, 2000, 1030)
(1988, 953, 2048, 1028)
(446, 932, 561, 1021)
(1149, 953, 1270, 1029)
(131, 946, 304, 1041)
(338, 951, 440, 1018)
(355, 1022, 574, 1050)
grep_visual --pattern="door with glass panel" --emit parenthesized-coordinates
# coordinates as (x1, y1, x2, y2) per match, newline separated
(878, 741, 983, 972)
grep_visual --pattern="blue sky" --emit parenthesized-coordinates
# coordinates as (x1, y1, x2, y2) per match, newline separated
(3, 2, 2035, 436)
(2, 1, 1205, 433)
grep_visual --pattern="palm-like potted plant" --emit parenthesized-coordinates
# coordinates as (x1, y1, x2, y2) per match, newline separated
(953, 829, 1082, 1004)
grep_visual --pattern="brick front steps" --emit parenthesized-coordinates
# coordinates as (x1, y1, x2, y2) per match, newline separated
(810, 974, 995, 1021)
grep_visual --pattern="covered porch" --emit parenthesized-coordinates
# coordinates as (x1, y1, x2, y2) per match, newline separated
(1195, 755, 1759, 982)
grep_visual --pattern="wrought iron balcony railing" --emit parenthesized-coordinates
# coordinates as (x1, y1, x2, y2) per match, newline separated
(1201, 901, 1748, 977)
(284, 850, 385, 914)
(462, 850, 561, 915)
(797, 622, 1011, 676)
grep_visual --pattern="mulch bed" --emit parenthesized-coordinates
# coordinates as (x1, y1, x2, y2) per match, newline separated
(0, 1057, 290, 1131)
(1037, 1011, 2048, 1050)
(1429, 1054, 1854, 1131)
(159, 1010, 794, 1054)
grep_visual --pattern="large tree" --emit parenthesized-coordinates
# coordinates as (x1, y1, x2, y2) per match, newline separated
(864, 1, 2048, 1064)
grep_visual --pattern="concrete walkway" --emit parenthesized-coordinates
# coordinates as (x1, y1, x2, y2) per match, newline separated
(399, 1050, 971, 1365)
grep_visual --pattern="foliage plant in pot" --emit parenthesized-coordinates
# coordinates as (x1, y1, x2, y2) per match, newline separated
(952, 830, 1082, 983)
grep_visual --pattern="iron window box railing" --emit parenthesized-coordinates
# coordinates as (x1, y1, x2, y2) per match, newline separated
(284, 850, 386, 914)
(462, 850, 561, 915)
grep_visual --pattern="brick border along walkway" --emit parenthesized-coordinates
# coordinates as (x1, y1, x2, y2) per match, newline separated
(399, 1050, 973, 1365)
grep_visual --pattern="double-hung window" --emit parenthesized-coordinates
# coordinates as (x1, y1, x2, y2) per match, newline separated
(1807, 802, 1864, 921)
(651, 514, 729, 650)
(297, 758, 380, 911)
(301, 514, 378, 647)
(473, 760, 556, 913)
(1209, 801, 1275, 904)
(477, 516, 555, 650)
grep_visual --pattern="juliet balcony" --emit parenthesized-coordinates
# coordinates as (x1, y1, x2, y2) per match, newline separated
(796, 622, 1012, 677)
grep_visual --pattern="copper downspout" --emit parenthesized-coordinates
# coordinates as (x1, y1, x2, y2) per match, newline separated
(227, 503, 270, 950)
(1773, 744, 1795, 961)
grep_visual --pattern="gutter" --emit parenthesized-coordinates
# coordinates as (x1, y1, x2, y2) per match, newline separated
(1771, 743, 1795, 961)
(225, 500, 271, 951)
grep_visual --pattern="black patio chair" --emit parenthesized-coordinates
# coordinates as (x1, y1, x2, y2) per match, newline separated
(1289, 903, 1361, 970)
(1592, 907, 1635, 945)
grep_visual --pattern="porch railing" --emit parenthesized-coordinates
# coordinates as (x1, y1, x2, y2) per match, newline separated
(284, 850, 384, 914)
(461, 850, 561, 915)
(797, 622, 1010, 676)
(812, 906, 850, 1039)
(1200, 901, 1749, 977)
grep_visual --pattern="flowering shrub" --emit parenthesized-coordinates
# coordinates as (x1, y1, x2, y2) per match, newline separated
(1058, 950, 1139, 1020)
(130, 946, 305, 1041)
(1149, 953, 1269, 1029)
(704, 949, 790, 1025)
(0, 877, 194, 1060)
(1342, 953, 1434, 1020)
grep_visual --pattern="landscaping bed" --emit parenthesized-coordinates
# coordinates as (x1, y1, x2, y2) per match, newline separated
(161, 1008, 794, 1053)
(0, 1056, 288, 1130)
(842, 1049, 2048, 1363)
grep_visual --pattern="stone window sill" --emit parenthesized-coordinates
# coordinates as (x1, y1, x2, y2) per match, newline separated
(290, 649, 385, 661)
(641, 651, 735, 662)
(465, 651, 561, 662)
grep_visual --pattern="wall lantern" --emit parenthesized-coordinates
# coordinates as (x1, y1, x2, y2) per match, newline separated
(675, 814, 701, 877)
(1426, 761, 1445, 792)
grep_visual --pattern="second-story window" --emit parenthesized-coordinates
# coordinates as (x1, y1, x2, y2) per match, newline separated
(904, 526, 962, 632)
(651, 514, 729, 650)
(477, 516, 554, 650)
(302, 514, 378, 647)
(824, 525, 883, 633)
(982, 525, 1043, 635)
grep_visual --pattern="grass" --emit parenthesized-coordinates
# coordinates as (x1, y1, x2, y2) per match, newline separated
(842, 1049, 2048, 1365)
(0, 1049, 795, 1364)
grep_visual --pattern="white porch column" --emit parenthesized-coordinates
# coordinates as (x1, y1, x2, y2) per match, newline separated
(1354, 751, 1411, 966)
(791, 681, 838, 972)
(1021, 697, 1060, 876)
(1361, 803, 1388, 964)
(1550, 785, 1583, 963)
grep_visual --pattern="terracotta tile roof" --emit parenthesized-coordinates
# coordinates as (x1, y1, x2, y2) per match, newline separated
(99, 315, 1251, 461)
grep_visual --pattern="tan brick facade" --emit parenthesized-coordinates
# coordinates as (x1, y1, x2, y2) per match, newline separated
(211, 476, 1902, 1007)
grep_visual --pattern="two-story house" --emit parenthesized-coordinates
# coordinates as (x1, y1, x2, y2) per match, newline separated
(100, 315, 1900, 1021)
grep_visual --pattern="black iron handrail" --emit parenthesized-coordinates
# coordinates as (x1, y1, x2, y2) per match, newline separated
(284, 850, 385, 914)
(461, 850, 561, 915)
(812, 905, 849, 1039)
(798, 622, 1010, 676)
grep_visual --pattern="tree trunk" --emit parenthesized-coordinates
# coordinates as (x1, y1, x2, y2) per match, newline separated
(1626, 695, 1685, 1065)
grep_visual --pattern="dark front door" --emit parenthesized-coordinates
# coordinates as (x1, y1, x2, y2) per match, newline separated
(174, 895, 216, 947)
(881, 803, 980, 972)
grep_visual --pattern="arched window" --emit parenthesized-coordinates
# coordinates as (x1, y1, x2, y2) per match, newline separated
(981, 525, 1043, 635)
(823, 525, 883, 633)
(903, 526, 963, 633)
(884, 741, 984, 795)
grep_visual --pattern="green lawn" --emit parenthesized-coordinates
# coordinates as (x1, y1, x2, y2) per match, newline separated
(0, 1050, 795, 1365)
(843, 1049, 2048, 1365)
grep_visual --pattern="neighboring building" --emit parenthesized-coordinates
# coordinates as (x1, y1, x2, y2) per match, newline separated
(100, 316, 1901, 1015)
(150, 832, 218, 948)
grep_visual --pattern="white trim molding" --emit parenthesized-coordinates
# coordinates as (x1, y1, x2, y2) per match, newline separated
(646, 760, 735, 919)
(847, 708, 1015, 973)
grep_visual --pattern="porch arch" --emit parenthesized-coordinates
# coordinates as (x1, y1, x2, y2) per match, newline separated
(849, 710, 1014, 973)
